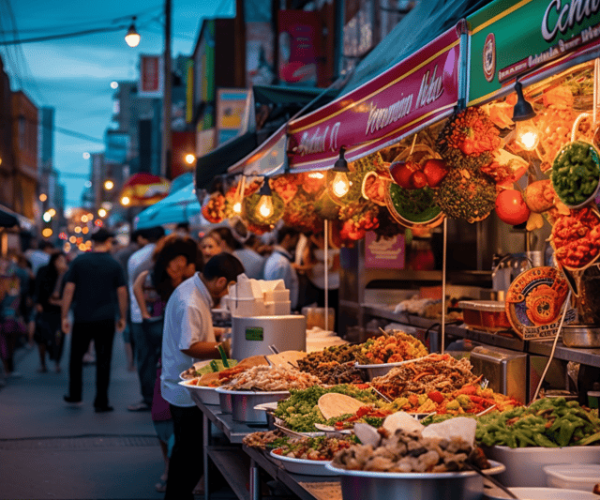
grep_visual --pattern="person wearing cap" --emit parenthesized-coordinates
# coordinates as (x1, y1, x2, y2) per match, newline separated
(61, 228, 128, 412)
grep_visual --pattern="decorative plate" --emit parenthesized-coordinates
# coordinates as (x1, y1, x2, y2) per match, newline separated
(385, 183, 444, 229)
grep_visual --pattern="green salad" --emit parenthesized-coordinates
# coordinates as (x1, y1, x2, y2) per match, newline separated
(274, 385, 380, 433)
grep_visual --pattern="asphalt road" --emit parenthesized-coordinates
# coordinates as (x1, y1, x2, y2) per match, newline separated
(0, 331, 167, 500)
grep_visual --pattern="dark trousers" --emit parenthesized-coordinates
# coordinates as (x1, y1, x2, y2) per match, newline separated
(131, 321, 162, 406)
(68, 319, 115, 408)
(165, 404, 203, 500)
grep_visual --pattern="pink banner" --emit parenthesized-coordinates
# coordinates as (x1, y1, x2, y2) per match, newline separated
(364, 232, 405, 269)
(287, 23, 465, 172)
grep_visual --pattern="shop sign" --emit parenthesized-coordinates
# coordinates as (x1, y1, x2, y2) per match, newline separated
(287, 24, 463, 172)
(468, 0, 600, 105)
(364, 232, 405, 269)
(139, 55, 163, 97)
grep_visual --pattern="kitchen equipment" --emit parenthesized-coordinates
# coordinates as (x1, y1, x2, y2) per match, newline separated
(459, 300, 513, 333)
(231, 315, 306, 360)
(215, 387, 289, 424)
(325, 461, 505, 500)
(469, 346, 527, 404)
(543, 464, 600, 491)
(485, 445, 600, 487)
(561, 325, 600, 348)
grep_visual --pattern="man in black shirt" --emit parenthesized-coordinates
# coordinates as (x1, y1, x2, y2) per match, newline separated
(61, 228, 128, 412)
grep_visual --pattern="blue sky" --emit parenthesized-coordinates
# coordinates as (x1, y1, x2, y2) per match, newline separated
(2, 0, 234, 207)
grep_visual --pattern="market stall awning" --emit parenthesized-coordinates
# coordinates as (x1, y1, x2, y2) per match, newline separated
(253, 84, 339, 107)
(0, 205, 19, 228)
(467, 0, 600, 106)
(287, 22, 466, 172)
(134, 182, 200, 230)
(195, 131, 258, 190)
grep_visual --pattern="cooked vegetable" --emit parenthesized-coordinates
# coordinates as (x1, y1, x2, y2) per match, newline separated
(551, 207, 600, 268)
(551, 141, 600, 207)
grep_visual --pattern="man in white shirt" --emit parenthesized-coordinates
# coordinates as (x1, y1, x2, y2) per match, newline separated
(126, 226, 165, 411)
(161, 253, 244, 500)
(263, 226, 300, 310)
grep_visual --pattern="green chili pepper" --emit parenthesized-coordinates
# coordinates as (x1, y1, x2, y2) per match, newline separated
(533, 433, 558, 447)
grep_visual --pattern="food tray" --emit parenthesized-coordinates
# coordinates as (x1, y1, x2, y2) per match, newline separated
(543, 464, 600, 491)
(458, 300, 512, 333)
(178, 380, 220, 405)
(215, 388, 289, 424)
(485, 445, 600, 487)
(269, 450, 338, 476)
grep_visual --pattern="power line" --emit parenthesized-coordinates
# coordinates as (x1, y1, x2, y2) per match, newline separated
(0, 24, 129, 46)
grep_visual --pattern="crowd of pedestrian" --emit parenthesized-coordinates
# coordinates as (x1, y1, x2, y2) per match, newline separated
(0, 220, 339, 498)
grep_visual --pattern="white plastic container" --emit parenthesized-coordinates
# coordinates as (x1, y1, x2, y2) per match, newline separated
(263, 301, 291, 315)
(485, 445, 600, 487)
(543, 464, 600, 491)
(264, 289, 290, 302)
(225, 296, 266, 317)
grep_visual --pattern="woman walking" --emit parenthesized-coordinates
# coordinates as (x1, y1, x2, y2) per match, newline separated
(34, 252, 68, 373)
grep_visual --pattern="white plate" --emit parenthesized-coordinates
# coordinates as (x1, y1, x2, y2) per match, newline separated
(326, 460, 505, 478)
(178, 380, 220, 405)
(215, 387, 290, 395)
(313, 423, 353, 435)
(485, 487, 600, 500)
(355, 356, 428, 379)
(269, 450, 338, 476)
(273, 421, 324, 439)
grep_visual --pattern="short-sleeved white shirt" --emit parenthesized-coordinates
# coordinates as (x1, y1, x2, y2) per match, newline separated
(161, 273, 215, 407)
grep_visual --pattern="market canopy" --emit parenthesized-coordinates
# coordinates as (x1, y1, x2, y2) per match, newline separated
(195, 131, 258, 190)
(134, 182, 200, 230)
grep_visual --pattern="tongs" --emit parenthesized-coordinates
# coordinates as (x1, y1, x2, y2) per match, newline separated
(466, 463, 519, 499)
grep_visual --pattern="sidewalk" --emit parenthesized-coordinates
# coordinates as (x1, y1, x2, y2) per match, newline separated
(0, 332, 167, 500)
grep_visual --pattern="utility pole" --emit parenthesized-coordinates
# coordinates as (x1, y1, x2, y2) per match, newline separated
(161, 0, 172, 179)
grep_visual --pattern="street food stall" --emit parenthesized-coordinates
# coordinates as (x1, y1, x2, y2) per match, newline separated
(189, 0, 600, 498)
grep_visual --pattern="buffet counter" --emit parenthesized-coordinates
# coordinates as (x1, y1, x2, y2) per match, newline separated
(190, 391, 342, 500)
(361, 303, 600, 369)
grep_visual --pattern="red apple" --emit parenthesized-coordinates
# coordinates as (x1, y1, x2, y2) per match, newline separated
(410, 171, 428, 189)
(390, 161, 419, 189)
(422, 159, 449, 188)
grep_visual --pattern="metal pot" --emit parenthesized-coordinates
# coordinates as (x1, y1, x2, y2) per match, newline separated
(561, 325, 600, 348)
(326, 465, 486, 500)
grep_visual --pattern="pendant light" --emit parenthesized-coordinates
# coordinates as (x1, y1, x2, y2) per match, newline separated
(125, 17, 141, 48)
(255, 178, 274, 219)
(512, 81, 536, 121)
(328, 148, 351, 200)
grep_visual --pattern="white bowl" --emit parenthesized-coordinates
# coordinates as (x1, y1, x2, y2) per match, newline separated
(269, 450, 337, 476)
(486, 487, 600, 500)
(543, 464, 600, 491)
(355, 356, 427, 380)
(178, 380, 220, 405)
(485, 445, 600, 487)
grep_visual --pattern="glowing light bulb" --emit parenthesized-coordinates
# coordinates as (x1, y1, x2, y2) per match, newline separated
(104, 180, 114, 191)
(121, 196, 131, 206)
(233, 201, 242, 214)
(256, 195, 274, 219)
(331, 172, 350, 198)
(514, 122, 540, 151)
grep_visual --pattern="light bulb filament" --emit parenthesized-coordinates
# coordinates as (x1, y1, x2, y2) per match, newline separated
(331, 172, 350, 198)
(257, 195, 274, 219)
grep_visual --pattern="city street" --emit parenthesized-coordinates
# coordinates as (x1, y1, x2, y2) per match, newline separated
(0, 333, 166, 500)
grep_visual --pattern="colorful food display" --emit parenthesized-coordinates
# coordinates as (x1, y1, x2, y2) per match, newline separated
(222, 365, 321, 392)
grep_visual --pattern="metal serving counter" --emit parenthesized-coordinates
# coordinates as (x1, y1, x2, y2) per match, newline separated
(190, 391, 342, 500)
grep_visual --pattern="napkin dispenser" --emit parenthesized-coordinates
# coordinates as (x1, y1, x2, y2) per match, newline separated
(469, 345, 527, 404)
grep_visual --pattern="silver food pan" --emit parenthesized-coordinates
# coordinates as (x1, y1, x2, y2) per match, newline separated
(215, 388, 289, 423)
(561, 325, 600, 348)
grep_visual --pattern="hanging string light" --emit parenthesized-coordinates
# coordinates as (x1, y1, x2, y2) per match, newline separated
(512, 79, 540, 151)
(255, 178, 274, 219)
(232, 176, 245, 215)
(124, 16, 141, 48)
(327, 147, 351, 200)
